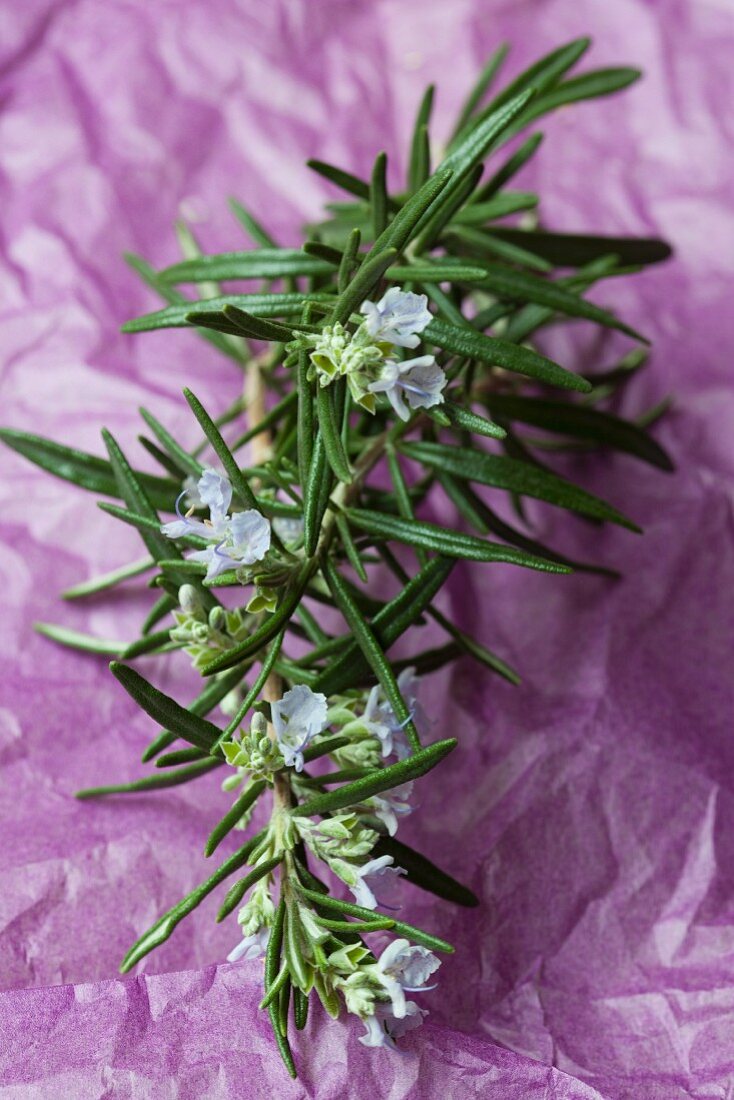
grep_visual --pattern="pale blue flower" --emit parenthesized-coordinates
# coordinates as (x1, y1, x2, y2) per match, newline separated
(368, 355, 447, 421)
(188, 509, 272, 581)
(370, 782, 414, 836)
(375, 938, 440, 1018)
(161, 470, 271, 581)
(358, 1001, 427, 1049)
(360, 288, 433, 349)
(271, 685, 329, 772)
(350, 854, 406, 910)
(227, 926, 269, 963)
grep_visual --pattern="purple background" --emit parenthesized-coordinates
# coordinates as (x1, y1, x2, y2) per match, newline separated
(1, 1, 733, 1096)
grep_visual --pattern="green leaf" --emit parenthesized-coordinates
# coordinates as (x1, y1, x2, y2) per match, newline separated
(183, 388, 259, 511)
(480, 37, 590, 116)
(474, 132, 544, 201)
(374, 835, 479, 907)
(102, 429, 181, 569)
(205, 780, 267, 857)
(155, 746, 208, 768)
(295, 737, 457, 817)
(117, 832, 269, 971)
(460, 261, 647, 342)
(450, 44, 509, 140)
(213, 629, 286, 750)
(61, 557, 154, 600)
(453, 191, 538, 225)
(110, 662, 222, 752)
(488, 227, 672, 267)
(123, 292, 327, 334)
(316, 383, 352, 483)
(219, 306, 296, 343)
(329, 247, 397, 325)
(216, 854, 282, 923)
(370, 151, 388, 239)
(439, 88, 536, 182)
(401, 440, 641, 530)
(322, 559, 422, 750)
(0, 429, 176, 512)
(139, 408, 203, 478)
(386, 262, 489, 284)
(312, 555, 454, 697)
(335, 512, 368, 583)
(437, 471, 619, 579)
(141, 666, 245, 762)
(296, 886, 454, 954)
(444, 224, 553, 272)
(34, 622, 125, 656)
(488, 394, 674, 470)
(423, 318, 591, 393)
(377, 544, 521, 684)
(345, 506, 578, 565)
(123, 252, 248, 365)
(201, 568, 311, 675)
(160, 249, 335, 283)
(408, 84, 434, 192)
(303, 434, 334, 557)
(433, 400, 507, 440)
(228, 198, 277, 247)
(338, 228, 362, 293)
(370, 168, 453, 257)
(411, 163, 484, 253)
(505, 67, 642, 137)
(76, 758, 222, 799)
(307, 158, 397, 210)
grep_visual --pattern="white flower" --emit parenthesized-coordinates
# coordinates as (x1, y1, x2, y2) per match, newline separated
(370, 782, 413, 836)
(368, 355, 446, 421)
(379, 668, 427, 760)
(360, 288, 433, 349)
(188, 509, 271, 580)
(363, 685, 398, 758)
(161, 469, 271, 581)
(350, 855, 406, 910)
(358, 1001, 427, 1049)
(271, 685, 329, 772)
(227, 926, 269, 963)
(375, 938, 440, 1018)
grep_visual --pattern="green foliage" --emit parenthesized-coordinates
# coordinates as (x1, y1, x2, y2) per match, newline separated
(2, 40, 673, 1078)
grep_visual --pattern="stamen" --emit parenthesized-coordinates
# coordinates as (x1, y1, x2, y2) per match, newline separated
(174, 490, 189, 522)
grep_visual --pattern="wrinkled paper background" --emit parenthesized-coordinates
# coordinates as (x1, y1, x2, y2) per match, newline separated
(1, 1, 733, 1097)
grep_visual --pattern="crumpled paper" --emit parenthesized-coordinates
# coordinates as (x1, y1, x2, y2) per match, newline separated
(1, 0, 733, 1096)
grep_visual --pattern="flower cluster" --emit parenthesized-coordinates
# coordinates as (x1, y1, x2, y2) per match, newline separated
(169, 584, 255, 671)
(295, 288, 447, 422)
(162, 468, 271, 580)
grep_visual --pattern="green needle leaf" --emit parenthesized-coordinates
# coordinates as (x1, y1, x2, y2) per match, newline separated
(423, 318, 592, 393)
(488, 227, 672, 267)
(216, 855, 283, 922)
(322, 559, 423, 747)
(316, 383, 352, 483)
(159, 249, 335, 283)
(118, 832, 268, 971)
(34, 623, 125, 656)
(400, 440, 642, 530)
(296, 886, 454, 954)
(329, 248, 397, 326)
(205, 781, 267, 857)
(488, 394, 674, 470)
(183, 388, 259, 511)
(76, 758, 222, 799)
(345, 507, 578, 566)
(110, 662, 222, 752)
(295, 737, 457, 818)
(0, 429, 176, 512)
